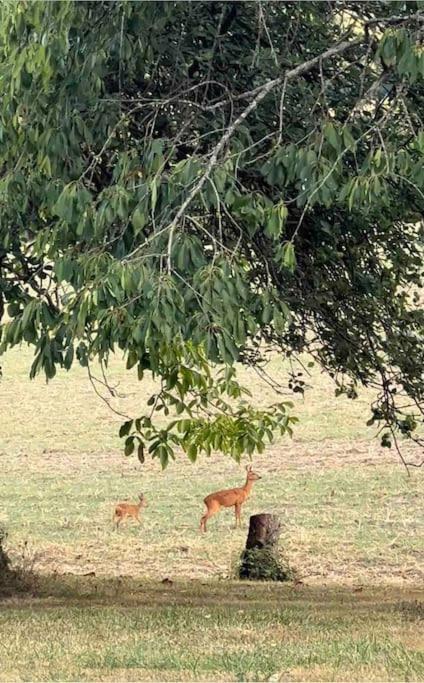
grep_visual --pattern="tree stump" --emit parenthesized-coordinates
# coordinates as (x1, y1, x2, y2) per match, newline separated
(239, 513, 290, 581)
(0, 527, 12, 593)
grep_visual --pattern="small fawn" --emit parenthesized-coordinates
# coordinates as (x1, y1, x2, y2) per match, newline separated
(200, 465, 261, 532)
(113, 492, 147, 530)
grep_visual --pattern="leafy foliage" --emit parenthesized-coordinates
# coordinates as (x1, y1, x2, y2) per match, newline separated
(0, 1, 423, 466)
(238, 547, 293, 583)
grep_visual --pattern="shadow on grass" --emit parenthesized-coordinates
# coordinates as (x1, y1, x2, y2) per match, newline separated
(1, 571, 423, 617)
(1, 574, 423, 682)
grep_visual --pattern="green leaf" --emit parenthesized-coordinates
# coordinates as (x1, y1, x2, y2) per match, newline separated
(119, 420, 133, 438)
(21, 301, 38, 328)
(187, 443, 197, 463)
(324, 122, 340, 152)
(132, 206, 146, 233)
(55, 258, 73, 283)
(150, 177, 158, 212)
(137, 442, 145, 464)
(126, 351, 139, 370)
(213, 167, 226, 194)
(282, 242, 296, 272)
(262, 303, 272, 324)
(53, 184, 76, 222)
(7, 302, 21, 317)
(343, 127, 355, 151)
(264, 203, 287, 240)
(124, 436, 135, 456)
(158, 444, 169, 469)
(63, 344, 74, 370)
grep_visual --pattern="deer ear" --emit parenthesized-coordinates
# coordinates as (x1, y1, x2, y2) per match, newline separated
(246, 464, 252, 472)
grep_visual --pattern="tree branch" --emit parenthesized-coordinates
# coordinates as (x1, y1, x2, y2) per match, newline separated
(165, 35, 366, 271)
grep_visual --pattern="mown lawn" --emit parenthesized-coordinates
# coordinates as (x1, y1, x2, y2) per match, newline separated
(1, 579, 423, 681)
(0, 347, 423, 681)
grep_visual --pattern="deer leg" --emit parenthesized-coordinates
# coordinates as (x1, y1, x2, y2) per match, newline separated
(200, 513, 209, 532)
(235, 503, 241, 528)
(200, 504, 219, 532)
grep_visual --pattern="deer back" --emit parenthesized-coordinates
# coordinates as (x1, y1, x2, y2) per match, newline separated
(205, 485, 248, 508)
(115, 494, 145, 516)
(115, 501, 141, 516)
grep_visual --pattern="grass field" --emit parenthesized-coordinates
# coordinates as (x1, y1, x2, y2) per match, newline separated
(1, 580, 423, 682)
(0, 346, 423, 681)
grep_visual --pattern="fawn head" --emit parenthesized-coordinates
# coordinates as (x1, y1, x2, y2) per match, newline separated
(246, 465, 261, 481)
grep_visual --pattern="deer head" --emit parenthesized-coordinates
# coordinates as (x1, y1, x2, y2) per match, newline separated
(246, 464, 261, 481)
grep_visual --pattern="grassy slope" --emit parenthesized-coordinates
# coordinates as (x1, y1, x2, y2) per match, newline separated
(0, 347, 423, 681)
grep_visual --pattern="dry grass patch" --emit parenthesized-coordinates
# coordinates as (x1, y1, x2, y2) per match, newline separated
(2, 439, 422, 585)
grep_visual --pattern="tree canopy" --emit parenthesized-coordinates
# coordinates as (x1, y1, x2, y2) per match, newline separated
(0, 1, 423, 468)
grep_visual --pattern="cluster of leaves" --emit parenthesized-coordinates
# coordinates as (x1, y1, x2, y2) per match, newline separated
(0, 1, 423, 466)
(119, 358, 296, 469)
(238, 547, 293, 582)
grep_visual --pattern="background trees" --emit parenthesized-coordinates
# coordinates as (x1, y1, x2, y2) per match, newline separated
(0, 1, 423, 466)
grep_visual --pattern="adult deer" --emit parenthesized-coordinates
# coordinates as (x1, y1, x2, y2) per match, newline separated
(113, 492, 147, 530)
(200, 465, 261, 532)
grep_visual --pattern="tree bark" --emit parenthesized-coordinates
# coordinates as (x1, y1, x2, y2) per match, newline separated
(239, 513, 289, 581)
(0, 528, 12, 593)
(245, 513, 281, 549)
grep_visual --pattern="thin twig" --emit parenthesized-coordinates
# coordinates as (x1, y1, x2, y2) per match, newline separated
(87, 362, 132, 421)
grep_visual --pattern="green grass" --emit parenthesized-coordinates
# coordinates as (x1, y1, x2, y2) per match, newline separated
(1, 346, 423, 681)
(2, 460, 423, 585)
(1, 580, 423, 681)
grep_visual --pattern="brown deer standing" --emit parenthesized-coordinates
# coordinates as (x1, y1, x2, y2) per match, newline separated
(113, 493, 147, 530)
(200, 465, 261, 532)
